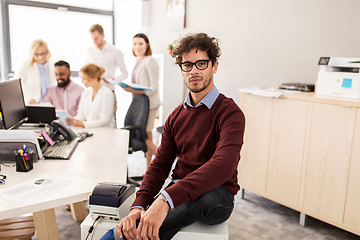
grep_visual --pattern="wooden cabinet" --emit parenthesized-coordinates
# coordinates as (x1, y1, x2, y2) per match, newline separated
(343, 108, 360, 232)
(238, 92, 360, 236)
(266, 98, 309, 209)
(238, 94, 271, 195)
(302, 103, 356, 224)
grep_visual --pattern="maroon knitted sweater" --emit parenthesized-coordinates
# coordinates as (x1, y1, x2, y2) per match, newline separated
(131, 93, 245, 209)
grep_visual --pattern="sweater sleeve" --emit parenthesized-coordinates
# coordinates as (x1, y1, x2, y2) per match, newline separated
(143, 58, 159, 98)
(114, 49, 128, 83)
(13, 62, 30, 103)
(165, 102, 245, 208)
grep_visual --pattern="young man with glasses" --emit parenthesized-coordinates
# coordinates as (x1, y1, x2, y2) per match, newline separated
(101, 33, 245, 240)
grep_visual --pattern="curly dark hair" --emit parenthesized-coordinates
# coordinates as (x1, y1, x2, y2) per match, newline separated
(172, 33, 221, 66)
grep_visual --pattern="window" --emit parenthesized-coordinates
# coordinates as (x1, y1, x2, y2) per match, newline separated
(31, 0, 113, 11)
(3, 0, 113, 78)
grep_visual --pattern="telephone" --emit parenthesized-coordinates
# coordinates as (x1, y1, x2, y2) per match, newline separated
(50, 120, 76, 141)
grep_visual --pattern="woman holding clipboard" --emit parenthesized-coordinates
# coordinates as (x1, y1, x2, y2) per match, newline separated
(121, 33, 161, 169)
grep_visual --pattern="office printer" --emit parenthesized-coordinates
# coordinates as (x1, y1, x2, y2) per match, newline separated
(316, 57, 360, 100)
(0, 130, 42, 162)
(89, 183, 136, 219)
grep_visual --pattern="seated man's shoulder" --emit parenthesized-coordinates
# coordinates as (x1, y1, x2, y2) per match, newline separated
(166, 104, 184, 125)
(46, 85, 58, 93)
(219, 94, 240, 109)
(217, 94, 244, 117)
(72, 82, 84, 91)
(171, 104, 184, 115)
(48, 85, 57, 90)
(41, 86, 56, 100)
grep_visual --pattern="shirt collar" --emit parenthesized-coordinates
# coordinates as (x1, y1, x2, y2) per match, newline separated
(183, 85, 220, 109)
(37, 62, 49, 68)
(96, 42, 110, 51)
(62, 79, 73, 90)
(102, 42, 110, 50)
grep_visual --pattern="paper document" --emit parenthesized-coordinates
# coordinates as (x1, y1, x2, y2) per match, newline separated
(118, 82, 152, 91)
(56, 110, 69, 124)
(27, 102, 52, 107)
(0, 177, 72, 203)
(239, 87, 297, 98)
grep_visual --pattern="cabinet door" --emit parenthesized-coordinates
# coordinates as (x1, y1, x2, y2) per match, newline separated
(343, 108, 360, 235)
(266, 99, 309, 208)
(303, 103, 356, 224)
(238, 94, 272, 195)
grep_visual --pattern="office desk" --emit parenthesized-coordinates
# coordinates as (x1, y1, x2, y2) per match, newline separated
(0, 128, 129, 240)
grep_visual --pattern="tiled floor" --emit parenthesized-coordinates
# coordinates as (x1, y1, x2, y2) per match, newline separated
(228, 191, 359, 240)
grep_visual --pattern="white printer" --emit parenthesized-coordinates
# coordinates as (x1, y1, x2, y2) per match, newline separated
(316, 57, 360, 100)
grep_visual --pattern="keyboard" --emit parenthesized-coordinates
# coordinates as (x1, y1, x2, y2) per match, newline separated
(42, 139, 79, 160)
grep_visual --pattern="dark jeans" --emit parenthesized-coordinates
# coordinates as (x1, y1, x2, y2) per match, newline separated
(100, 185, 234, 240)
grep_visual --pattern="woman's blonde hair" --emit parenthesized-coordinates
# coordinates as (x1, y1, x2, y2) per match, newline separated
(29, 39, 51, 65)
(80, 63, 105, 81)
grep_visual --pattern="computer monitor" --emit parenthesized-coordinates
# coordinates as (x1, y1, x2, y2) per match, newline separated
(0, 79, 28, 129)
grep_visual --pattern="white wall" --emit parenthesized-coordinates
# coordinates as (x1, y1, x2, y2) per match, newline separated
(145, 0, 360, 102)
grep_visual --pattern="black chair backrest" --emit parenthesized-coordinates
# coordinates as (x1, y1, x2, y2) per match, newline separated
(124, 94, 149, 152)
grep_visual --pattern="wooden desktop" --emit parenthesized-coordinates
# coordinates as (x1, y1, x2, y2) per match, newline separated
(0, 128, 129, 240)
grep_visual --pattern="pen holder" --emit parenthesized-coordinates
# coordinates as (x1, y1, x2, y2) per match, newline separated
(15, 152, 33, 172)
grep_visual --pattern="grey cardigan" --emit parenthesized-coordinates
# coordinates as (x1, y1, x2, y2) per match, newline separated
(134, 56, 161, 110)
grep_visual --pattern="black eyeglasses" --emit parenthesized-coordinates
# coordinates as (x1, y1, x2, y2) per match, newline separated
(179, 59, 211, 72)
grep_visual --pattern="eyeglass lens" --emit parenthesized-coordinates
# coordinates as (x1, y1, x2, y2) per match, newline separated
(180, 60, 210, 72)
(34, 52, 48, 58)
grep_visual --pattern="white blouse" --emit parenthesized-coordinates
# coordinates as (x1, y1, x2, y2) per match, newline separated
(75, 86, 116, 128)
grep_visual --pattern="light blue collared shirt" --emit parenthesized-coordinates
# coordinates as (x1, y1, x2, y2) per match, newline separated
(183, 85, 220, 109)
(38, 62, 51, 101)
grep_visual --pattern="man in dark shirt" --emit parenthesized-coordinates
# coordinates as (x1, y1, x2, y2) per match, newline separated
(101, 33, 245, 240)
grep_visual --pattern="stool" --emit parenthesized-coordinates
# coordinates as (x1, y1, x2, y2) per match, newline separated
(172, 221, 228, 240)
(0, 216, 35, 240)
(81, 214, 228, 240)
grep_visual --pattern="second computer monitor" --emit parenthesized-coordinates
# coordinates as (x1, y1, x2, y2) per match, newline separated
(0, 79, 27, 129)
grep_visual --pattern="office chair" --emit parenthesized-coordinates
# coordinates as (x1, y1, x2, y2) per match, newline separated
(122, 94, 149, 187)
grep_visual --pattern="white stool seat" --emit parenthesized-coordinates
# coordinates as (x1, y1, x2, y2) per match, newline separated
(81, 214, 228, 240)
(173, 221, 228, 240)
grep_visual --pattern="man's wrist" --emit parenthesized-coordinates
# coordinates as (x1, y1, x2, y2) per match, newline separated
(159, 193, 171, 209)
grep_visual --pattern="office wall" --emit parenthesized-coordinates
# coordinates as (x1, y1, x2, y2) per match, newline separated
(144, 0, 360, 101)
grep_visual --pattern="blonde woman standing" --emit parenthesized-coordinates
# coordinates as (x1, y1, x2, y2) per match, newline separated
(13, 39, 56, 104)
(67, 64, 115, 128)
(121, 33, 161, 168)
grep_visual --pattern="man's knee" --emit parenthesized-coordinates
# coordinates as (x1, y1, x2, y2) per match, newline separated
(196, 186, 234, 224)
(199, 203, 233, 225)
(197, 186, 232, 207)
